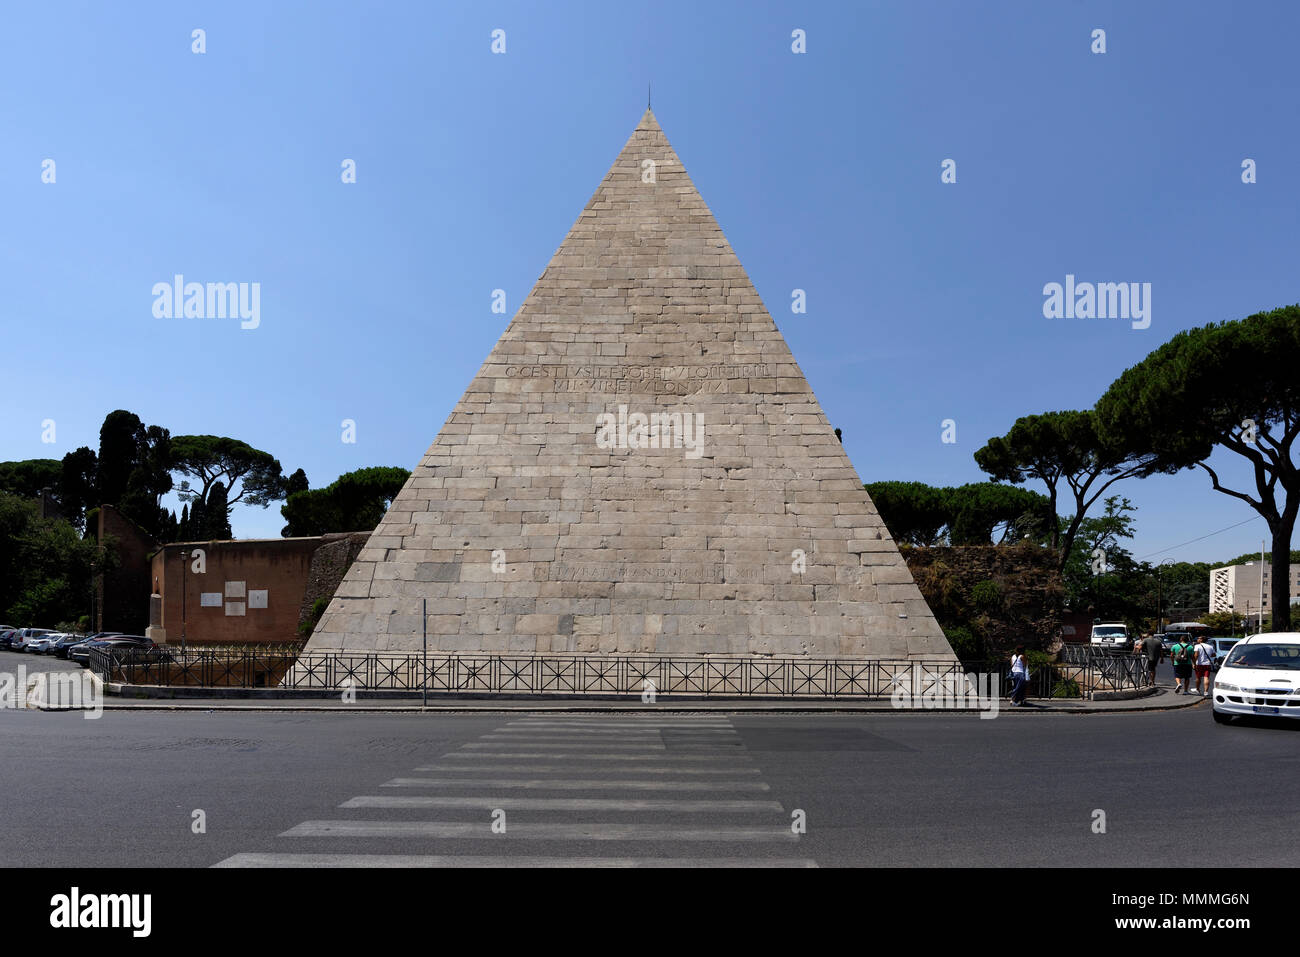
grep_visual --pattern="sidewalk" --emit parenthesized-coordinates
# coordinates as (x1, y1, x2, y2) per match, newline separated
(89, 680, 1209, 714)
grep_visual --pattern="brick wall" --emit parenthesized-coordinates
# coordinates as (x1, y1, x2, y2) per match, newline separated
(148, 537, 324, 646)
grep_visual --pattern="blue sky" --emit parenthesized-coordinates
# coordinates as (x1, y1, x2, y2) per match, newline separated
(2, 0, 1296, 565)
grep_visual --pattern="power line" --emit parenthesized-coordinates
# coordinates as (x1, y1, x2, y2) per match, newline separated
(1137, 516, 1260, 561)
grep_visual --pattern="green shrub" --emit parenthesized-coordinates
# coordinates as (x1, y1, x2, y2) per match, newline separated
(971, 579, 1002, 612)
(943, 624, 980, 659)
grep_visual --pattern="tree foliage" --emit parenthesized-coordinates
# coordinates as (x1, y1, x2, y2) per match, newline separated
(1059, 495, 1156, 626)
(0, 459, 62, 499)
(170, 434, 288, 531)
(974, 410, 1166, 571)
(94, 410, 173, 536)
(0, 491, 110, 626)
(281, 467, 410, 537)
(1095, 305, 1300, 630)
(57, 446, 98, 531)
(865, 480, 1051, 547)
(864, 481, 950, 546)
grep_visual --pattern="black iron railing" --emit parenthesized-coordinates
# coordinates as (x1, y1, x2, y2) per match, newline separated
(89, 644, 1146, 698)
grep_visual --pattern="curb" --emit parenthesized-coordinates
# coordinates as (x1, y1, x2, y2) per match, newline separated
(92, 689, 1208, 715)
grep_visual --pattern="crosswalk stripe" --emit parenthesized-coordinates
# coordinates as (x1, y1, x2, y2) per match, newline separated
(281, 820, 799, 841)
(382, 778, 769, 791)
(214, 853, 817, 868)
(460, 742, 667, 751)
(483, 738, 738, 743)
(508, 722, 734, 729)
(471, 739, 703, 747)
(340, 796, 784, 812)
(411, 764, 762, 775)
(437, 752, 755, 762)
(494, 726, 734, 733)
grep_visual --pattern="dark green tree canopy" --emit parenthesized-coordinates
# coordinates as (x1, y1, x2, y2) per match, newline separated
(0, 490, 106, 627)
(947, 482, 1053, 545)
(93, 410, 173, 536)
(57, 447, 98, 531)
(281, 467, 410, 537)
(865, 481, 1050, 547)
(864, 481, 950, 546)
(170, 434, 288, 512)
(0, 459, 62, 499)
(974, 409, 1166, 570)
(1096, 304, 1300, 630)
(284, 468, 309, 496)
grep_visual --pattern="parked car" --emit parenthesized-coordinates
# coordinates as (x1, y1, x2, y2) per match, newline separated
(46, 633, 88, 656)
(56, 632, 119, 659)
(72, 635, 170, 666)
(10, 628, 54, 652)
(27, 633, 66, 654)
(1211, 637, 1240, 670)
(1212, 633, 1300, 723)
(0, 628, 19, 649)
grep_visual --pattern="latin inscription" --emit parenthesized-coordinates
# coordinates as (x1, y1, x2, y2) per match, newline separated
(543, 562, 770, 584)
(502, 362, 775, 395)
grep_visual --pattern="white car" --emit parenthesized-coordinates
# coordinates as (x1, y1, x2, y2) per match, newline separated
(27, 633, 65, 654)
(1211, 633, 1300, 723)
(1090, 622, 1130, 650)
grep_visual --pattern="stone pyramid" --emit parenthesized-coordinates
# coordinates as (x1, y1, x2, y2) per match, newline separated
(306, 109, 956, 662)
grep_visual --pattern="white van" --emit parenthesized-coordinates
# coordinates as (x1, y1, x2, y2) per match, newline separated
(1090, 622, 1129, 650)
(1211, 633, 1300, 723)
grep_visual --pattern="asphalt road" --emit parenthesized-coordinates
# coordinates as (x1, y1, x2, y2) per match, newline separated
(1, 655, 1296, 867)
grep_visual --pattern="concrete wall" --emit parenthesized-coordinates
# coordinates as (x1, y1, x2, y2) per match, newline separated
(147, 537, 324, 646)
(1210, 563, 1300, 613)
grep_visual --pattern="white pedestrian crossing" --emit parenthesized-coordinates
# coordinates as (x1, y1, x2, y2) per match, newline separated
(382, 778, 770, 790)
(215, 854, 816, 868)
(280, 821, 798, 841)
(340, 796, 783, 812)
(214, 715, 813, 868)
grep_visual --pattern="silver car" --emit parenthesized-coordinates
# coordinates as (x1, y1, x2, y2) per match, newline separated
(11, 628, 54, 652)
(28, 633, 66, 654)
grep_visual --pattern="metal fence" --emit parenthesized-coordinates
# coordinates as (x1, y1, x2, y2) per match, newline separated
(88, 644, 1146, 699)
(91, 647, 990, 698)
(1058, 643, 1148, 693)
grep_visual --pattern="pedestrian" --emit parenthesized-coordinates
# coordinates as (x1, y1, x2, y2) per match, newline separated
(1140, 632, 1163, 688)
(1193, 634, 1214, 695)
(1169, 635, 1194, 694)
(1009, 644, 1029, 706)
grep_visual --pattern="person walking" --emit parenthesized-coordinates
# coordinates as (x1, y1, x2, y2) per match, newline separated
(1193, 635, 1214, 695)
(1009, 645, 1029, 706)
(1169, 635, 1194, 694)
(1140, 632, 1164, 688)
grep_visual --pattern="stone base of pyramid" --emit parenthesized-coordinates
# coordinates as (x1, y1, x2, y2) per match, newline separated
(305, 606, 956, 661)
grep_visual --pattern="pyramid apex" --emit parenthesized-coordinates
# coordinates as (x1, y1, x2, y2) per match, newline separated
(637, 107, 661, 131)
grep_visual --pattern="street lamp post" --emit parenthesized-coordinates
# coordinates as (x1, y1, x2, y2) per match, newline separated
(1156, 559, 1174, 635)
(180, 549, 188, 656)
